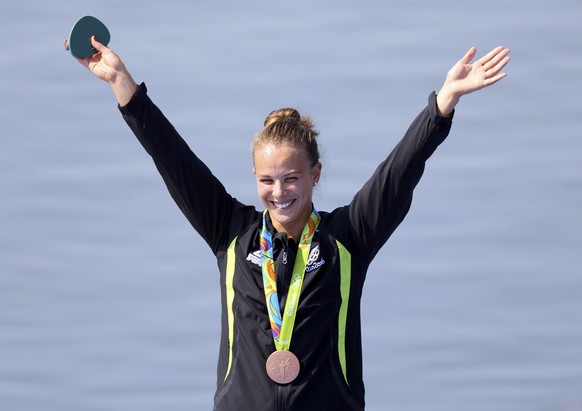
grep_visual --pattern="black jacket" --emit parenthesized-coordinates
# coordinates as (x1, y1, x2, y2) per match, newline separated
(119, 84, 453, 410)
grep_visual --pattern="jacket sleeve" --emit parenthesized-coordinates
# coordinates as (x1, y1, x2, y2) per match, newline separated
(118, 83, 235, 253)
(347, 91, 453, 261)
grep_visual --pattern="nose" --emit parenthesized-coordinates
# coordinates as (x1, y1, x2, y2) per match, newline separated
(273, 180, 287, 197)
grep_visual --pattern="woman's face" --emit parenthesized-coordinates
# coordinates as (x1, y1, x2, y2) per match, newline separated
(253, 143, 321, 240)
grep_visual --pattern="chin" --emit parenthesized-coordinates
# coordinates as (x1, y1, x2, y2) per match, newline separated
(269, 205, 297, 221)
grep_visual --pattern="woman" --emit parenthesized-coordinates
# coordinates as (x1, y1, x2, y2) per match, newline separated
(71, 36, 509, 410)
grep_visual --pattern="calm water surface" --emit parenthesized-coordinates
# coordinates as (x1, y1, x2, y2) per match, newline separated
(1, 1, 581, 410)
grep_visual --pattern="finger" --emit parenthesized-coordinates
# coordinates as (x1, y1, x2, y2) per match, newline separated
(90, 36, 108, 53)
(477, 45, 505, 66)
(460, 47, 477, 64)
(75, 55, 91, 69)
(485, 55, 511, 79)
(483, 48, 510, 71)
(482, 72, 508, 88)
(75, 48, 101, 67)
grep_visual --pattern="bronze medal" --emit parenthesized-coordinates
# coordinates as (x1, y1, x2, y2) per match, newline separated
(265, 350, 300, 384)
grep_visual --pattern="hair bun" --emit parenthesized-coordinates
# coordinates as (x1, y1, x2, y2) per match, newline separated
(264, 108, 301, 127)
(252, 107, 320, 167)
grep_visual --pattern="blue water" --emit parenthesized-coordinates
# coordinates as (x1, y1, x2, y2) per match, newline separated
(1, 0, 581, 410)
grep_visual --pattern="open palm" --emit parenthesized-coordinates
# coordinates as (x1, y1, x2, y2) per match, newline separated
(436, 46, 510, 116)
(446, 46, 510, 96)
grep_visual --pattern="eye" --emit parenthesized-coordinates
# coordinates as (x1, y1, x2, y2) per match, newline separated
(260, 178, 274, 185)
(285, 176, 298, 183)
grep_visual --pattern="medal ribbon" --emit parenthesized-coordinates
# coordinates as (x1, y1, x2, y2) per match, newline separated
(260, 209, 320, 351)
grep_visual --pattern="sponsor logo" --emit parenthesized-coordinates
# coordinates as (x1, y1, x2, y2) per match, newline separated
(246, 250, 262, 267)
(305, 244, 325, 272)
(246, 244, 326, 272)
(305, 259, 325, 272)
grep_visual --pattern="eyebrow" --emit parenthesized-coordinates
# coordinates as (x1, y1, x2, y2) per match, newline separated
(256, 170, 302, 179)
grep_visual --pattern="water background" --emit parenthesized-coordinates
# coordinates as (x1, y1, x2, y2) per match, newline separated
(1, 0, 581, 410)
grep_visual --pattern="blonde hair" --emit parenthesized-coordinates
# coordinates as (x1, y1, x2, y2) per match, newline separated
(251, 108, 320, 166)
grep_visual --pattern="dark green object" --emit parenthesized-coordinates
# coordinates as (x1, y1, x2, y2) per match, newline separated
(66, 16, 110, 58)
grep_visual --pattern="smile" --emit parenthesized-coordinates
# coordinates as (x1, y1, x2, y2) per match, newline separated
(273, 200, 294, 209)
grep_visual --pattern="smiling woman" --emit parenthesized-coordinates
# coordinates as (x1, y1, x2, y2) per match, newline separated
(67, 31, 509, 411)
(251, 108, 322, 241)
(252, 124, 321, 241)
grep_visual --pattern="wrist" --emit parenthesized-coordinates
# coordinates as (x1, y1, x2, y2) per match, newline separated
(109, 69, 138, 107)
(436, 84, 460, 117)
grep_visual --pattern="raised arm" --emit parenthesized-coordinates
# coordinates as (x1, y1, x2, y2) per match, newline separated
(344, 46, 510, 260)
(73, 36, 138, 107)
(436, 46, 511, 116)
(67, 35, 242, 253)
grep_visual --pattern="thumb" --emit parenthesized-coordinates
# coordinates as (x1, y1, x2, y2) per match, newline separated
(90, 36, 108, 53)
(460, 47, 477, 65)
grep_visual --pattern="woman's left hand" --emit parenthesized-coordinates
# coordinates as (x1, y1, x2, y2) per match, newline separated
(436, 46, 511, 116)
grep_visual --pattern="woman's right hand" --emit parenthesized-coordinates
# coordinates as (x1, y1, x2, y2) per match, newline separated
(70, 36, 138, 106)
(75, 36, 125, 82)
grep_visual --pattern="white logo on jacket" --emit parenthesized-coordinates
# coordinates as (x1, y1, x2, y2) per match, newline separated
(305, 244, 325, 272)
(246, 244, 325, 272)
(246, 250, 262, 266)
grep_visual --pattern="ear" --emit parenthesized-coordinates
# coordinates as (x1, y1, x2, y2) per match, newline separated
(252, 167, 256, 175)
(312, 162, 322, 184)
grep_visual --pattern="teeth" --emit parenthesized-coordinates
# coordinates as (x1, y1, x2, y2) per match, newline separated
(274, 201, 292, 209)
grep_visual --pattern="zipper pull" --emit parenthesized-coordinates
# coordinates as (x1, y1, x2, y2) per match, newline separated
(282, 251, 287, 265)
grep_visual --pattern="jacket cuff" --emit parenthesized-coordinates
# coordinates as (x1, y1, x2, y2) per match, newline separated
(430, 90, 455, 123)
(118, 82, 148, 115)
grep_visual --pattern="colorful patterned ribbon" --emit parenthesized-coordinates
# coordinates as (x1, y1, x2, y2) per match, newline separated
(260, 209, 320, 351)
